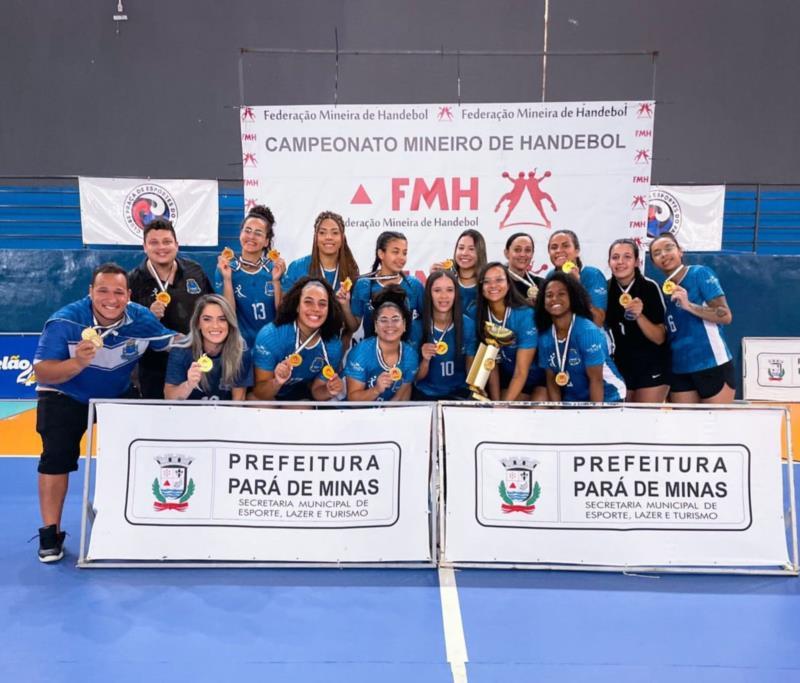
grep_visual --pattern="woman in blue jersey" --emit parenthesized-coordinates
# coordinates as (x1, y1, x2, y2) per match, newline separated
(475, 262, 541, 401)
(164, 294, 252, 401)
(504, 232, 545, 307)
(649, 233, 735, 403)
(606, 238, 669, 403)
(536, 271, 626, 403)
(430, 229, 487, 320)
(348, 231, 424, 342)
(345, 286, 419, 402)
(251, 277, 345, 401)
(215, 205, 287, 348)
(282, 210, 360, 304)
(547, 229, 607, 326)
(414, 270, 477, 401)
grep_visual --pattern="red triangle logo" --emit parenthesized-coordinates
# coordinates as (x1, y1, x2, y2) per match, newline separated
(509, 482, 516, 489)
(351, 184, 372, 205)
(163, 480, 171, 487)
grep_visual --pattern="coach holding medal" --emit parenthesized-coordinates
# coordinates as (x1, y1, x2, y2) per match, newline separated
(33, 263, 177, 563)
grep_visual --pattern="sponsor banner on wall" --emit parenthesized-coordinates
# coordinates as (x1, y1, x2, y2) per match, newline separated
(79, 177, 218, 245)
(647, 184, 725, 251)
(743, 337, 800, 401)
(240, 101, 654, 277)
(442, 405, 788, 567)
(88, 403, 433, 562)
(0, 334, 38, 399)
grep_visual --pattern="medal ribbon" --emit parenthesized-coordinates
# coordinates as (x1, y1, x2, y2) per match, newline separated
(489, 306, 510, 329)
(321, 263, 339, 290)
(615, 278, 636, 297)
(432, 322, 453, 347)
(663, 264, 684, 286)
(146, 259, 177, 295)
(236, 255, 267, 273)
(376, 341, 403, 376)
(553, 314, 575, 378)
(508, 268, 536, 288)
(292, 323, 321, 358)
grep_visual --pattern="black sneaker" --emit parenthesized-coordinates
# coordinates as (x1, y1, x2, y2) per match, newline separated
(38, 525, 66, 563)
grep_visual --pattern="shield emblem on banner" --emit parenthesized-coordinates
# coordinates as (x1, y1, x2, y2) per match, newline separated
(504, 467, 532, 503)
(159, 465, 188, 500)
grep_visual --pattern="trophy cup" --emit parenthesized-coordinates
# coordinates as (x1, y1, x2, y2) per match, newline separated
(466, 321, 515, 400)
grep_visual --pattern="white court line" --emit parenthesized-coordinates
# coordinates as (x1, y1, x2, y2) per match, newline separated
(438, 565, 469, 683)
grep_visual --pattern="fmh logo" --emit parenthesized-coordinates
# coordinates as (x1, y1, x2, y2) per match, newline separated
(152, 454, 196, 511)
(437, 106, 454, 122)
(498, 456, 541, 514)
(122, 184, 178, 238)
(495, 169, 557, 229)
(241, 106, 256, 122)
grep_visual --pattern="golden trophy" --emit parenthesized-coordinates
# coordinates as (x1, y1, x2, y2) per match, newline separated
(466, 321, 515, 401)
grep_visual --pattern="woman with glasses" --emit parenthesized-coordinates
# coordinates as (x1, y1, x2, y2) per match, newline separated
(475, 262, 541, 401)
(214, 205, 287, 348)
(413, 270, 477, 401)
(649, 233, 735, 403)
(344, 286, 419, 402)
(547, 229, 607, 326)
(164, 294, 253, 401)
(606, 238, 669, 403)
(250, 277, 345, 401)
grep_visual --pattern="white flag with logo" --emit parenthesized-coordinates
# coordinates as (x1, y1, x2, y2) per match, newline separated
(647, 185, 725, 251)
(79, 177, 219, 245)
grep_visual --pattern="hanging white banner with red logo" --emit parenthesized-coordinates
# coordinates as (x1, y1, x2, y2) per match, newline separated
(240, 102, 654, 278)
(87, 402, 433, 563)
(742, 337, 800, 401)
(79, 177, 219, 245)
(441, 405, 789, 568)
(647, 184, 725, 251)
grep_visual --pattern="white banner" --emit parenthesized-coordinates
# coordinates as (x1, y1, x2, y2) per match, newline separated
(88, 403, 433, 562)
(442, 405, 789, 567)
(743, 337, 800, 401)
(647, 184, 725, 251)
(241, 101, 654, 277)
(79, 177, 219, 245)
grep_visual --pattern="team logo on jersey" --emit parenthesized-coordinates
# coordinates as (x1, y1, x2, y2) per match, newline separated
(309, 357, 324, 373)
(234, 284, 247, 299)
(265, 282, 275, 296)
(186, 278, 201, 294)
(123, 183, 178, 239)
(152, 454, 196, 511)
(121, 339, 139, 359)
(646, 188, 682, 243)
(498, 456, 541, 514)
(767, 359, 786, 382)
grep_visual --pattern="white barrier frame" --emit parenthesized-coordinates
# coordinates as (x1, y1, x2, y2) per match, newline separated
(437, 401, 799, 577)
(78, 399, 438, 569)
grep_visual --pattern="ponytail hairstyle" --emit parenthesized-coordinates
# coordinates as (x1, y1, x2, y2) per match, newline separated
(371, 284, 412, 341)
(422, 269, 464, 360)
(370, 231, 407, 274)
(189, 294, 244, 393)
(309, 211, 360, 285)
(548, 229, 584, 271)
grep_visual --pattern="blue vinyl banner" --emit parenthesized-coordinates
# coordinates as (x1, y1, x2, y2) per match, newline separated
(0, 334, 39, 398)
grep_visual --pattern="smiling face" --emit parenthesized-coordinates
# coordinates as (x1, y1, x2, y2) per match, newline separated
(481, 265, 509, 304)
(143, 228, 178, 268)
(505, 236, 534, 273)
(89, 272, 130, 326)
(649, 236, 683, 273)
(374, 303, 406, 343)
(544, 279, 571, 318)
(609, 243, 637, 282)
(378, 238, 407, 274)
(316, 218, 343, 258)
(454, 235, 477, 270)
(548, 232, 578, 268)
(430, 275, 456, 315)
(239, 216, 270, 257)
(197, 302, 229, 350)
(296, 284, 330, 332)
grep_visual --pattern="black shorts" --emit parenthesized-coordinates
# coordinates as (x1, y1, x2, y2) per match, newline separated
(670, 360, 736, 399)
(616, 358, 670, 391)
(36, 392, 89, 475)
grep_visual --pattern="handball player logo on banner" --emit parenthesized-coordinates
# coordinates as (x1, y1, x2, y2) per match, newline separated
(767, 359, 786, 382)
(637, 103, 654, 118)
(498, 456, 541, 514)
(122, 184, 179, 238)
(152, 454, 196, 511)
(437, 106, 454, 122)
(241, 106, 256, 122)
(647, 188, 682, 243)
(494, 169, 558, 230)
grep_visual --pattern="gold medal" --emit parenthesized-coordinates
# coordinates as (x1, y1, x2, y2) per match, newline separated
(435, 341, 448, 355)
(156, 291, 171, 305)
(555, 371, 570, 386)
(442, 259, 454, 271)
(221, 246, 235, 261)
(619, 293, 633, 307)
(322, 364, 336, 380)
(288, 353, 303, 368)
(267, 249, 280, 261)
(197, 354, 213, 373)
(389, 366, 403, 382)
(662, 280, 676, 295)
(561, 261, 577, 274)
(527, 285, 538, 300)
(341, 277, 353, 293)
(81, 327, 103, 348)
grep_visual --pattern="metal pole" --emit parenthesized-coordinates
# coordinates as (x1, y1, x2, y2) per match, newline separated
(541, 0, 550, 102)
(753, 183, 762, 252)
(77, 400, 96, 566)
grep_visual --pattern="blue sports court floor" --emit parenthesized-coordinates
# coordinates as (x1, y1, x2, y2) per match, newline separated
(2, 456, 799, 682)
